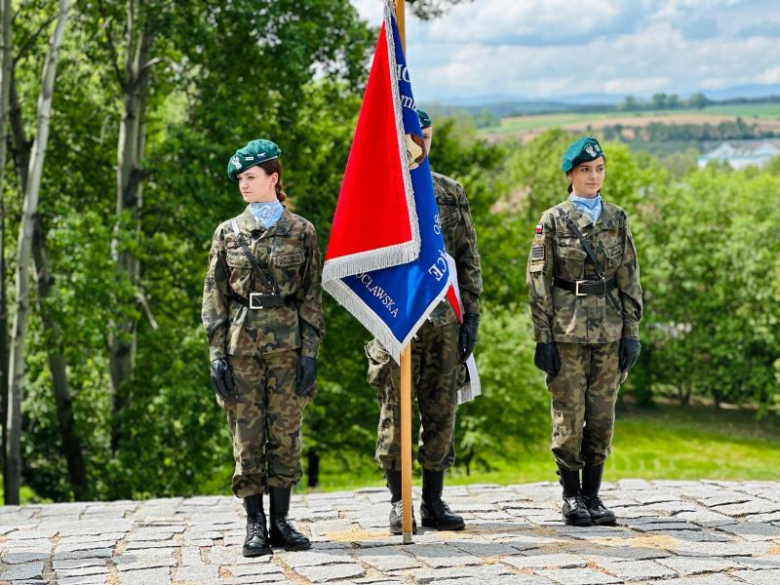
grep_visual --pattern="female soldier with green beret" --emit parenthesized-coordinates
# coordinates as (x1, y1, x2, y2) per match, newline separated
(202, 139, 323, 556)
(526, 137, 642, 526)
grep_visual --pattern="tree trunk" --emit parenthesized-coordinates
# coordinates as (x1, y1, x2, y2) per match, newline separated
(4, 0, 70, 504)
(307, 449, 320, 488)
(109, 1, 151, 453)
(32, 217, 90, 500)
(0, 0, 12, 496)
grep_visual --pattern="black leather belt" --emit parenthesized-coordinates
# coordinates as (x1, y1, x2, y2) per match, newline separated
(229, 290, 290, 309)
(554, 276, 617, 297)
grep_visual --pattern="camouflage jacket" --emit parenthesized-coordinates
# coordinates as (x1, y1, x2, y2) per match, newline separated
(428, 171, 483, 327)
(202, 207, 324, 360)
(526, 199, 643, 344)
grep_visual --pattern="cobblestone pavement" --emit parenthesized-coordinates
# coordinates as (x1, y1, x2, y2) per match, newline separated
(1, 480, 779, 585)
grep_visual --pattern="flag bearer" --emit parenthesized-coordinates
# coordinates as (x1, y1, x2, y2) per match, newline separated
(202, 139, 324, 556)
(526, 137, 643, 527)
(366, 109, 482, 534)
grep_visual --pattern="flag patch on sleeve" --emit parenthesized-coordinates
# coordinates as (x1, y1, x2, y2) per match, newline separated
(531, 245, 545, 260)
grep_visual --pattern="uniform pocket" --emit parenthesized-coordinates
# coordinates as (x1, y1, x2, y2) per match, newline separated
(605, 243, 624, 272)
(275, 251, 304, 268)
(226, 248, 251, 268)
(365, 340, 395, 400)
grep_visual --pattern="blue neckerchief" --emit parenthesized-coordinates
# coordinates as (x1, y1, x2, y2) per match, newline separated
(569, 193, 602, 224)
(248, 201, 283, 229)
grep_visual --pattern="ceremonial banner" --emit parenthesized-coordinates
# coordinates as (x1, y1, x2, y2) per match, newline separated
(322, 0, 450, 361)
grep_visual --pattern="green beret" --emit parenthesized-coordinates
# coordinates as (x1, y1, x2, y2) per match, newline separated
(227, 139, 281, 182)
(416, 108, 432, 129)
(561, 137, 604, 172)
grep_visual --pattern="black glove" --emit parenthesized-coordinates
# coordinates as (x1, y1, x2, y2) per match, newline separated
(210, 358, 236, 400)
(458, 313, 480, 363)
(619, 336, 641, 372)
(534, 342, 561, 376)
(296, 356, 317, 397)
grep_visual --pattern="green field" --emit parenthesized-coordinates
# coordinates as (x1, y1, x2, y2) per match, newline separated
(311, 402, 780, 493)
(482, 103, 780, 137)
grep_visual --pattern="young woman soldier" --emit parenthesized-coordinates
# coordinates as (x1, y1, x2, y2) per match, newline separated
(526, 137, 643, 526)
(202, 139, 323, 555)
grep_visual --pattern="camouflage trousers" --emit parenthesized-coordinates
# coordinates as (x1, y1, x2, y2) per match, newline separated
(220, 351, 310, 497)
(366, 319, 462, 472)
(546, 341, 624, 471)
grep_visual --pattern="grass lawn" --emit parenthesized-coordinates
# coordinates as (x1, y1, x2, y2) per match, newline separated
(309, 402, 780, 493)
(3, 402, 778, 503)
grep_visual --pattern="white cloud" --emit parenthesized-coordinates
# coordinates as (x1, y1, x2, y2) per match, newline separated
(350, 0, 780, 102)
(755, 67, 780, 84)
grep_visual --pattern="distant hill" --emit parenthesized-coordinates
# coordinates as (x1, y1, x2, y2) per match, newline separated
(422, 83, 780, 118)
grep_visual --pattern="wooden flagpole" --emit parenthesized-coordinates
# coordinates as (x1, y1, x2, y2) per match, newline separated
(394, 0, 414, 545)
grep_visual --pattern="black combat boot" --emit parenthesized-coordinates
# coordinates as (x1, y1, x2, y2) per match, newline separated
(420, 469, 465, 531)
(268, 487, 311, 551)
(582, 463, 616, 525)
(386, 470, 417, 535)
(558, 467, 593, 526)
(242, 494, 272, 557)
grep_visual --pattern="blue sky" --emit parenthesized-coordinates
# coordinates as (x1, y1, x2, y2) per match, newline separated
(350, 0, 780, 103)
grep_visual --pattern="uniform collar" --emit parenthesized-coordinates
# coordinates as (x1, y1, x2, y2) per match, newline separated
(563, 197, 617, 235)
(235, 207, 293, 237)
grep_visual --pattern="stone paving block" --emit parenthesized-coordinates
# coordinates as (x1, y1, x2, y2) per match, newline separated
(583, 547, 672, 563)
(675, 510, 738, 527)
(58, 532, 126, 544)
(402, 543, 481, 568)
(54, 563, 110, 578)
(670, 539, 768, 557)
(410, 563, 512, 583)
(733, 556, 780, 570)
(293, 562, 366, 583)
(53, 558, 108, 570)
(447, 540, 521, 558)
(118, 567, 172, 585)
(353, 548, 420, 571)
(657, 556, 740, 576)
(598, 559, 678, 581)
(435, 578, 551, 585)
(276, 548, 352, 568)
(538, 567, 622, 584)
(645, 501, 701, 514)
(114, 551, 177, 571)
(698, 493, 753, 507)
(501, 553, 587, 570)
(124, 540, 179, 550)
(712, 500, 780, 517)
(657, 575, 745, 585)
(0, 561, 44, 580)
(228, 562, 286, 577)
(630, 520, 701, 532)
(733, 569, 780, 585)
(219, 577, 295, 585)
(57, 576, 110, 585)
(489, 533, 565, 549)
(52, 548, 114, 561)
(746, 512, 780, 523)
(56, 539, 120, 554)
(129, 528, 181, 541)
(2, 550, 50, 564)
(4, 529, 54, 541)
(173, 564, 220, 583)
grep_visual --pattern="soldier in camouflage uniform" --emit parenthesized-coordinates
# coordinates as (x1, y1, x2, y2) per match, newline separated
(526, 137, 642, 527)
(366, 109, 482, 534)
(202, 139, 324, 556)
